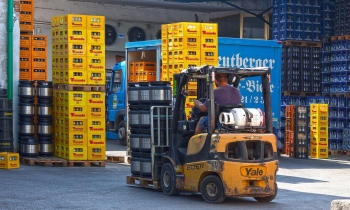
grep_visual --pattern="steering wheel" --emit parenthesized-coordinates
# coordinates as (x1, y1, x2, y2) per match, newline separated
(190, 98, 207, 121)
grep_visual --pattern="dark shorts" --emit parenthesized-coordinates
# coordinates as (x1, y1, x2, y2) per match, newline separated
(200, 117, 222, 131)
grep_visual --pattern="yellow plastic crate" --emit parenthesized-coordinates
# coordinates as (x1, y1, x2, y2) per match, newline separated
(66, 91, 87, 106)
(87, 43, 105, 57)
(63, 14, 87, 29)
(60, 28, 87, 43)
(87, 105, 105, 119)
(166, 24, 173, 37)
(64, 71, 87, 85)
(161, 24, 168, 38)
(185, 108, 192, 120)
(176, 49, 200, 63)
(87, 146, 106, 161)
(87, 119, 106, 133)
(66, 119, 87, 133)
(65, 43, 87, 57)
(62, 56, 87, 71)
(162, 38, 168, 51)
(65, 105, 87, 119)
(200, 23, 218, 37)
(175, 36, 200, 50)
(87, 70, 105, 85)
(87, 30, 105, 44)
(87, 15, 105, 30)
(54, 144, 60, 158)
(310, 115, 328, 126)
(177, 22, 201, 37)
(310, 146, 328, 159)
(86, 92, 105, 106)
(65, 146, 87, 160)
(310, 104, 328, 116)
(310, 126, 328, 137)
(185, 96, 196, 108)
(201, 50, 218, 66)
(64, 132, 88, 146)
(310, 135, 328, 147)
(87, 132, 106, 146)
(60, 145, 66, 158)
(162, 50, 168, 64)
(0, 153, 20, 169)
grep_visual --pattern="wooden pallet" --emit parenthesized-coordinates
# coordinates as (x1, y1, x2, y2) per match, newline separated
(67, 160, 105, 167)
(329, 150, 350, 156)
(126, 176, 161, 190)
(21, 156, 68, 167)
(106, 156, 125, 163)
(283, 91, 321, 96)
(53, 84, 105, 92)
(282, 41, 322, 47)
(331, 35, 350, 41)
(324, 93, 350, 98)
(322, 38, 331, 43)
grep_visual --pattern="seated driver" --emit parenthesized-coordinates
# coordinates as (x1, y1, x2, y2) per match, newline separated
(193, 73, 241, 134)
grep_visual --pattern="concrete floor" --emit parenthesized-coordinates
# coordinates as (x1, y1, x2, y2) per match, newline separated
(1, 140, 350, 210)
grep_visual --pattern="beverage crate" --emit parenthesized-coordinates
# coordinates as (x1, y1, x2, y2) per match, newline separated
(66, 91, 87, 105)
(87, 133, 106, 146)
(87, 119, 106, 133)
(87, 57, 105, 71)
(32, 68, 47, 81)
(32, 47, 47, 58)
(87, 16, 105, 30)
(64, 132, 88, 146)
(200, 23, 218, 37)
(310, 146, 328, 159)
(286, 105, 295, 118)
(310, 134, 328, 147)
(86, 105, 105, 119)
(310, 125, 328, 137)
(32, 36, 47, 47)
(87, 146, 106, 161)
(310, 104, 328, 116)
(285, 118, 295, 131)
(310, 115, 328, 126)
(20, 11, 33, 22)
(201, 50, 218, 66)
(174, 37, 200, 50)
(294, 131, 308, 146)
(20, 0, 34, 12)
(65, 146, 87, 161)
(0, 153, 20, 169)
(64, 71, 87, 85)
(86, 92, 105, 106)
(20, 21, 34, 32)
(66, 105, 87, 119)
(201, 37, 217, 50)
(66, 119, 87, 133)
(87, 43, 105, 57)
(294, 145, 309, 159)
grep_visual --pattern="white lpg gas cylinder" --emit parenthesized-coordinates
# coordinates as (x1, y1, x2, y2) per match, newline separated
(231, 108, 264, 127)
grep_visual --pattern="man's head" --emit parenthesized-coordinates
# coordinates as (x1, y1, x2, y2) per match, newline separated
(215, 73, 228, 87)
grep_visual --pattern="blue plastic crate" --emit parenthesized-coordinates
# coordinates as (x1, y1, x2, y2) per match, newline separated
(338, 97, 346, 107)
(304, 32, 312, 41)
(323, 2, 334, 12)
(322, 63, 331, 72)
(322, 83, 330, 93)
(316, 96, 325, 103)
(330, 62, 337, 72)
(323, 20, 333, 29)
(341, 61, 350, 71)
(311, 0, 321, 7)
(322, 29, 333, 38)
(329, 118, 338, 128)
(329, 139, 338, 150)
(331, 40, 338, 51)
(304, 23, 312, 32)
(303, 5, 312, 15)
(281, 105, 286, 117)
(340, 82, 350, 92)
(343, 51, 350, 62)
(336, 139, 344, 150)
(339, 107, 346, 118)
(322, 72, 330, 83)
(279, 30, 296, 41)
(279, 4, 295, 15)
(295, 5, 303, 14)
(322, 42, 332, 52)
(312, 82, 321, 92)
(324, 96, 331, 105)
(313, 24, 322, 33)
(303, 14, 312, 24)
(300, 97, 307, 105)
(346, 99, 350, 108)
(295, 0, 303, 6)
(330, 72, 341, 82)
(329, 128, 338, 139)
(313, 16, 321, 25)
(312, 33, 322, 42)
(345, 41, 350, 50)
(294, 22, 303, 32)
(283, 96, 301, 105)
(322, 52, 331, 63)
(295, 32, 304, 41)
(307, 96, 317, 105)
(331, 96, 339, 107)
(312, 7, 322, 16)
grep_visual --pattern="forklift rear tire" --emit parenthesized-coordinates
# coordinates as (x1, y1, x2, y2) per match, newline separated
(161, 163, 180, 196)
(253, 183, 278, 202)
(118, 120, 126, 146)
(200, 175, 226, 203)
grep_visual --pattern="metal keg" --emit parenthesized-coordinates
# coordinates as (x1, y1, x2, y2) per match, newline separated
(18, 80, 35, 98)
(140, 153, 152, 178)
(128, 83, 139, 105)
(36, 102, 53, 118)
(18, 102, 35, 117)
(36, 81, 53, 99)
(138, 82, 150, 104)
(21, 137, 39, 157)
(149, 81, 172, 105)
(38, 137, 54, 157)
(130, 152, 141, 176)
(37, 118, 54, 137)
(18, 119, 35, 136)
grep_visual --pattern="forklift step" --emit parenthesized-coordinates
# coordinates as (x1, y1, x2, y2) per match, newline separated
(126, 176, 161, 190)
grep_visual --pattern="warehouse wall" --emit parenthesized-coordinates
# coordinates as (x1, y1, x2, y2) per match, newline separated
(0, 0, 8, 89)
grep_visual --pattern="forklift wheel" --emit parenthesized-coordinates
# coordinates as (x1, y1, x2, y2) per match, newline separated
(161, 163, 180, 196)
(118, 120, 126, 146)
(200, 175, 226, 203)
(253, 183, 278, 202)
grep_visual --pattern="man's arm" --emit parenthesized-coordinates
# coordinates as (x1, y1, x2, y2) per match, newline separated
(194, 100, 208, 112)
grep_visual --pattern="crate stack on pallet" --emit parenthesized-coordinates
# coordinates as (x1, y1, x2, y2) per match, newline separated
(310, 103, 329, 158)
(343, 128, 350, 151)
(161, 22, 218, 119)
(294, 106, 309, 158)
(128, 62, 156, 82)
(51, 14, 106, 163)
(284, 105, 295, 156)
(19, 0, 48, 81)
(334, 0, 350, 36)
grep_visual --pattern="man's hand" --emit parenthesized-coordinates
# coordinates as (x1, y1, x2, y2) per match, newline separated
(194, 100, 208, 112)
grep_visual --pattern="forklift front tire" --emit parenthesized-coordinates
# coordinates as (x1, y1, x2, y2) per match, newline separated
(118, 120, 126, 146)
(161, 163, 180, 196)
(200, 175, 226, 203)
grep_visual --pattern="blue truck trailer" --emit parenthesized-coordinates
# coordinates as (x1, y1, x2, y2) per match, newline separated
(106, 38, 282, 148)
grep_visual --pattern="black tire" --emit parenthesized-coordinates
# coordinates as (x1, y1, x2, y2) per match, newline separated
(161, 163, 180, 196)
(118, 120, 126, 146)
(254, 183, 278, 202)
(200, 175, 226, 203)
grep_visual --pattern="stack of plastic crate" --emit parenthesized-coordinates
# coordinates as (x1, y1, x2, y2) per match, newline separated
(309, 103, 329, 158)
(334, 0, 350, 36)
(293, 106, 309, 158)
(284, 105, 295, 156)
(343, 128, 350, 151)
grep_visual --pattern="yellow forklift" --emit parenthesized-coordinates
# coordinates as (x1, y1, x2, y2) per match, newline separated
(128, 66, 278, 203)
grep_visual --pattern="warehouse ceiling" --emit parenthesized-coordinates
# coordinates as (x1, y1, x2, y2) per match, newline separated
(67, 0, 271, 13)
